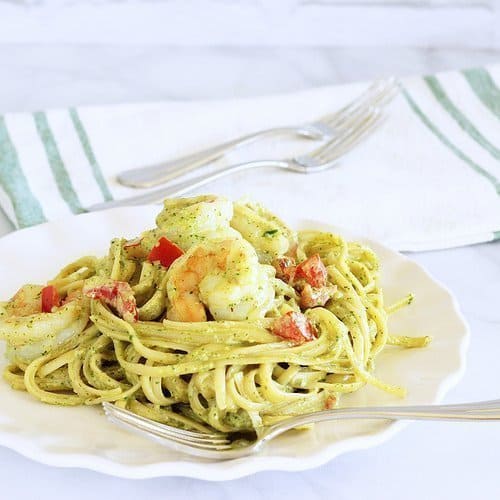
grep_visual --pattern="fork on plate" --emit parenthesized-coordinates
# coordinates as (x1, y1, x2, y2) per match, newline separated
(103, 398, 500, 460)
(87, 102, 386, 211)
(115, 78, 398, 189)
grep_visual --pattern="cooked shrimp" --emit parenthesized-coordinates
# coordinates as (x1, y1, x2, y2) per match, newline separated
(0, 284, 90, 364)
(231, 200, 297, 263)
(142, 195, 241, 253)
(166, 238, 275, 322)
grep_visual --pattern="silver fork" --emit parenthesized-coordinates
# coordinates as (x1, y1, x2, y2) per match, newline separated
(116, 78, 398, 189)
(87, 106, 384, 212)
(103, 398, 500, 460)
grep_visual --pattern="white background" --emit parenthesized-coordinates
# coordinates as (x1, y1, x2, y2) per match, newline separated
(1, 1, 500, 498)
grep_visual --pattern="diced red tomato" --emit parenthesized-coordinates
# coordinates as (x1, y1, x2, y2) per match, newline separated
(147, 237, 184, 268)
(41, 285, 61, 313)
(83, 280, 138, 322)
(295, 254, 328, 288)
(272, 311, 316, 345)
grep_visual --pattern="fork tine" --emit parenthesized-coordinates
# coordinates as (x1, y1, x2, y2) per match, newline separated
(103, 403, 231, 445)
(318, 77, 397, 126)
(295, 108, 382, 170)
(105, 410, 233, 449)
(103, 402, 224, 438)
(313, 110, 384, 165)
(320, 82, 396, 131)
(306, 106, 381, 162)
(106, 413, 234, 451)
(317, 79, 384, 122)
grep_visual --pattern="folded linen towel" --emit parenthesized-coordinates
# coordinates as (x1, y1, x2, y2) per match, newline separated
(1, 65, 499, 251)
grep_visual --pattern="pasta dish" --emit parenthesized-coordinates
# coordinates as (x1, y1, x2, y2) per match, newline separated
(0, 196, 429, 435)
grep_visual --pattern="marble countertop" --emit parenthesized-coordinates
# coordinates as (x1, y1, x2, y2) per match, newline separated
(1, 36, 500, 499)
(1, 1, 499, 48)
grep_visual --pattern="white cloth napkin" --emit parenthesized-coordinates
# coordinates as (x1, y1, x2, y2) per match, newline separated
(1, 65, 500, 251)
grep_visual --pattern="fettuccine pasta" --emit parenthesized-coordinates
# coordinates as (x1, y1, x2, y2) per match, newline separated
(0, 195, 430, 434)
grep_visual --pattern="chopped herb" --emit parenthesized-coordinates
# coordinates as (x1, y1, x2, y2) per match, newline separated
(263, 229, 278, 237)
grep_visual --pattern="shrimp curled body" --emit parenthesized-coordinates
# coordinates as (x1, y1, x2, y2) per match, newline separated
(0, 285, 90, 364)
(166, 238, 275, 322)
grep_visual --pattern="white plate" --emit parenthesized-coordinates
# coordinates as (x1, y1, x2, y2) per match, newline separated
(0, 207, 469, 480)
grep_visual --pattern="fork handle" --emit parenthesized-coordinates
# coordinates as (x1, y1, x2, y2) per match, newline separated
(87, 159, 289, 212)
(265, 399, 500, 442)
(116, 126, 317, 189)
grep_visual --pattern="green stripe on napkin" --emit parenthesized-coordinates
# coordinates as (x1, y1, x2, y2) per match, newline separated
(0, 116, 46, 228)
(401, 86, 500, 195)
(33, 111, 84, 214)
(69, 108, 113, 202)
(463, 68, 500, 121)
(424, 75, 500, 162)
